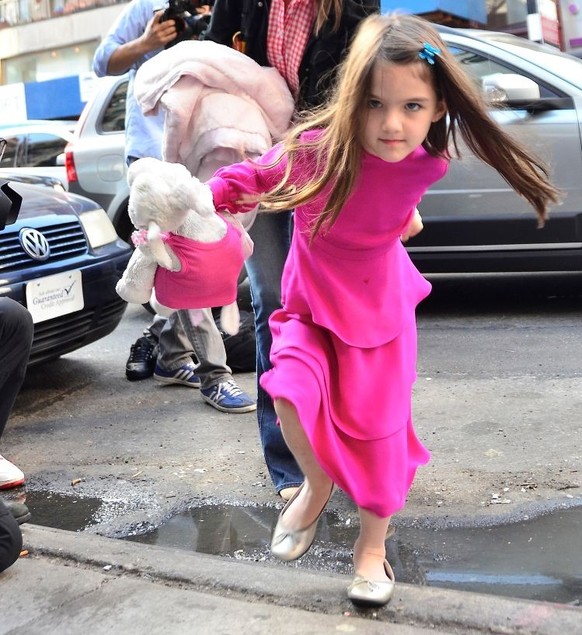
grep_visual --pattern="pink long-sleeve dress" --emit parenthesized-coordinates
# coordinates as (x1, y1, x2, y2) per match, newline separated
(208, 133, 448, 517)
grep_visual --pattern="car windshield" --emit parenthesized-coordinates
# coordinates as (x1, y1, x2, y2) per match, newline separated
(483, 33, 582, 90)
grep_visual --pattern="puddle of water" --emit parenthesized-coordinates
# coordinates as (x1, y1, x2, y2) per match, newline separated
(23, 490, 582, 606)
(23, 491, 102, 531)
(125, 504, 582, 606)
(396, 509, 582, 606)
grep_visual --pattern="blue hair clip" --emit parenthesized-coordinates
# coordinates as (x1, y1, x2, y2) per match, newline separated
(418, 42, 440, 65)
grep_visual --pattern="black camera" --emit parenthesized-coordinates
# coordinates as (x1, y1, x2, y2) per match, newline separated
(0, 180, 22, 231)
(160, 0, 211, 48)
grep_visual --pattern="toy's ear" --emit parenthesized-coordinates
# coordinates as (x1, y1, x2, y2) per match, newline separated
(127, 157, 161, 187)
(186, 175, 216, 217)
(148, 220, 173, 269)
(220, 302, 240, 335)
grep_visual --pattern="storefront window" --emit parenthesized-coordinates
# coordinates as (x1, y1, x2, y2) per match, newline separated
(4, 42, 96, 84)
(487, 0, 528, 30)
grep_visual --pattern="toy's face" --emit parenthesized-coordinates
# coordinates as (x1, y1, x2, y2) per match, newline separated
(129, 172, 192, 232)
(127, 157, 218, 233)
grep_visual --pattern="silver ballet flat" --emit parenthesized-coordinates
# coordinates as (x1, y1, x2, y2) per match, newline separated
(270, 483, 333, 562)
(347, 560, 396, 607)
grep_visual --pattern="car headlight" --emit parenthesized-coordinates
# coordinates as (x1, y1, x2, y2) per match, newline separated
(79, 208, 119, 248)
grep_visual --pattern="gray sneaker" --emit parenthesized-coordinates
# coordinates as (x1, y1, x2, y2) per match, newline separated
(201, 379, 256, 413)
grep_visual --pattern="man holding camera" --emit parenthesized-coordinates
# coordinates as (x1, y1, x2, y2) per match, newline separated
(93, 0, 256, 414)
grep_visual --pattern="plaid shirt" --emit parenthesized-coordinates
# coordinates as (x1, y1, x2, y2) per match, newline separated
(266, 0, 315, 98)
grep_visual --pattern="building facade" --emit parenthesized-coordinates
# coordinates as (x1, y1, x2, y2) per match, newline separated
(0, 0, 579, 121)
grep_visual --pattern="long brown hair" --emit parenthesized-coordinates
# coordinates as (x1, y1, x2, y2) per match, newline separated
(314, 0, 344, 34)
(259, 12, 561, 237)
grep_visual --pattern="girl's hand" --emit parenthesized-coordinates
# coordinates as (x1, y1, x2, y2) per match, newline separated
(401, 208, 424, 242)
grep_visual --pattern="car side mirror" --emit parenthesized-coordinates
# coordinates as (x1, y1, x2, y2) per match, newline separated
(0, 180, 22, 231)
(481, 73, 541, 104)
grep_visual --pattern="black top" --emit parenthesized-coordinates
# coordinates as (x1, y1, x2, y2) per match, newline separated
(203, 0, 380, 109)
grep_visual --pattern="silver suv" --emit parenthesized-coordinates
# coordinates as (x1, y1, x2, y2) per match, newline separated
(66, 74, 132, 240)
(66, 27, 582, 271)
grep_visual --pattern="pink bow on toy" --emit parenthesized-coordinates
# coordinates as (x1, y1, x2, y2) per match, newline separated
(131, 229, 170, 247)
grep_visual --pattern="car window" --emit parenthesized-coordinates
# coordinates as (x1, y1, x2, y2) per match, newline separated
(101, 81, 128, 133)
(484, 34, 582, 90)
(447, 45, 561, 99)
(0, 135, 24, 168)
(25, 133, 68, 167)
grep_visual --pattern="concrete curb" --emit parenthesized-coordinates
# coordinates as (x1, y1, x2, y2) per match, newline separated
(20, 524, 582, 635)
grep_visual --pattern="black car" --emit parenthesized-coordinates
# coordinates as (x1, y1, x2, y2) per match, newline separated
(0, 177, 132, 366)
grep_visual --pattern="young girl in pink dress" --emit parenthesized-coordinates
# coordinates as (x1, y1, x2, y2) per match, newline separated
(206, 12, 560, 606)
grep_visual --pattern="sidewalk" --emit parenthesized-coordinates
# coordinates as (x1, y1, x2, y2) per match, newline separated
(4, 302, 582, 634)
(2, 524, 580, 635)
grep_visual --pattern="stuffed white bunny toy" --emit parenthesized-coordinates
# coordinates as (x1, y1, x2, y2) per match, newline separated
(116, 157, 253, 335)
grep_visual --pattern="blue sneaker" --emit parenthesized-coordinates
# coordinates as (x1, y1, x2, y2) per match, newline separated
(201, 379, 256, 413)
(153, 362, 201, 388)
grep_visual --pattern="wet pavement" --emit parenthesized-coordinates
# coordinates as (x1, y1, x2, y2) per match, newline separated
(3, 274, 582, 632)
(5, 524, 581, 635)
(22, 491, 582, 606)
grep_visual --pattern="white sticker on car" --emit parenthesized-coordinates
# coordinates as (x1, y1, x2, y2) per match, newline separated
(26, 270, 84, 323)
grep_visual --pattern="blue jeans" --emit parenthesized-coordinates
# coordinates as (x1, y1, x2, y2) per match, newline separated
(246, 212, 303, 493)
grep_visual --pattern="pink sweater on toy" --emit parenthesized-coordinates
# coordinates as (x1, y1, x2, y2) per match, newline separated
(154, 221, 246, 309)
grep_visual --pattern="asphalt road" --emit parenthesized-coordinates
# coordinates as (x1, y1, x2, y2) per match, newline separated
(5, 272, 582, 539)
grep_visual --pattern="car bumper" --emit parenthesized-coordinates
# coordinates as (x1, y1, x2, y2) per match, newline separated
(4, 248, 131, 366)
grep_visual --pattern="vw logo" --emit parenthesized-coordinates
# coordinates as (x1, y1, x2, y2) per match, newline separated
(19, 228, 51, 261)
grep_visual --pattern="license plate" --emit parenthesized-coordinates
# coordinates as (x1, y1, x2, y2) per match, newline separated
(26, 270, 84, 324)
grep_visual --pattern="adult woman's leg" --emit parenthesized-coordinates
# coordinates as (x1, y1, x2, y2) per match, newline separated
(246, 212, 303, 494)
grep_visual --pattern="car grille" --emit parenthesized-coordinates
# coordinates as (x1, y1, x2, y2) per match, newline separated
(0, 220, 87, 272)
(29, 295, 127, 366)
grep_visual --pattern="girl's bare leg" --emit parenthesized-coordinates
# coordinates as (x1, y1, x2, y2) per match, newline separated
(274, 397, 333, 530)
(353, 508, 392, 581)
